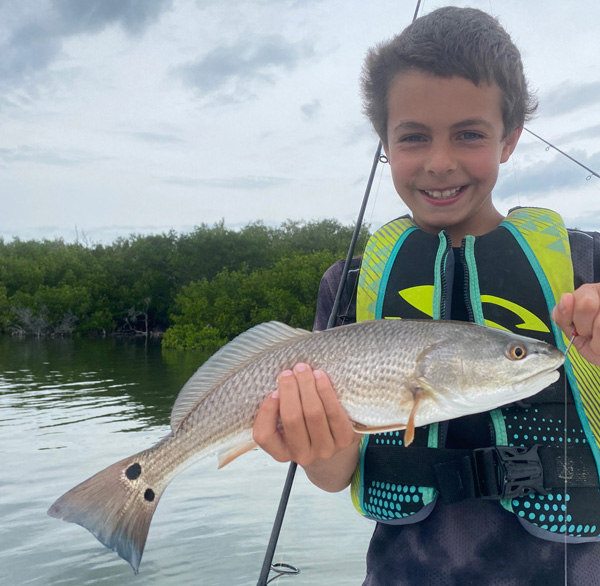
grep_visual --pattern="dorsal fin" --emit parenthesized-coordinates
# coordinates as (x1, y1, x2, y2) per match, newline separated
(170, 321, 311, 431)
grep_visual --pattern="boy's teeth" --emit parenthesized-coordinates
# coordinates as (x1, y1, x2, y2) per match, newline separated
(424, 187, 461, 199)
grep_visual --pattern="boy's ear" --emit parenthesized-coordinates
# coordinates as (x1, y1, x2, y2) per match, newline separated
(500, 126, 523, 163)
(382, 141, 390, 160)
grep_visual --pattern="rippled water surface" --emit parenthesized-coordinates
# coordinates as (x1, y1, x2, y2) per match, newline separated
(0, 337, 373, 585)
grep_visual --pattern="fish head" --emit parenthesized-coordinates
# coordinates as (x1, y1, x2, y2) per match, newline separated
(416, 324, 565, 420)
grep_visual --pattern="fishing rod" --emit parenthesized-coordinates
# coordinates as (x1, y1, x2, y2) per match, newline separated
(255, 141, 385, 586)
(524, 127, 600, 180)
(255, 3, 423, 582)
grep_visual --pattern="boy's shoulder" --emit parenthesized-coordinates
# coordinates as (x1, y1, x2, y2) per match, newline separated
(314, 257, 361, 330)
(568, 228, 600, 287)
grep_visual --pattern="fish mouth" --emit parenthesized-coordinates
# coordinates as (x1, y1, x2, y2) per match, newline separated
(512, 363, 563, 399)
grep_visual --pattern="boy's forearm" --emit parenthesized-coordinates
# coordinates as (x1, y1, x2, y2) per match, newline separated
(303, 439, 361, 493)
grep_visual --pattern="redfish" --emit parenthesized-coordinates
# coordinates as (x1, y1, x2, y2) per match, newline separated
(48, 319, 564, 572)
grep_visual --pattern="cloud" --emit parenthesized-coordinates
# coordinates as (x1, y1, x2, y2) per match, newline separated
(0, 223, 198, 245)
(53, 0, 174, 36)
(0, 145, 107, 167)
(0, 0, 173, 93)
(540, 80, 600, 117)
(176, 34, 314, 100)
(127, 132, 186, 145)
(301, 99, 321, 119)
(345, 121, 378, 146)
(569, 208, 600, 232)
(0, 20, 61, 87)
(161, 175, 290, 189)
(556, 123, 600, 144)
(495, 149, 600, 199)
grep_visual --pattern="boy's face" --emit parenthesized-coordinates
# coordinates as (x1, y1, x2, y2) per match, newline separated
(384, 71, 521, 244)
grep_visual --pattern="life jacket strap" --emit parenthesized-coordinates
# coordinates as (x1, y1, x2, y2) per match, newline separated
(365, 445, 598, 504)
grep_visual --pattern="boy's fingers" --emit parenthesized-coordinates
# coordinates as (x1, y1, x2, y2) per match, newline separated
(552, 293, 575, 333)
(313, 370, 357, 448)
(252, 392, 290, 463)
(590, 313, 600, 356)
(277, 368, 312, 462)
(292, 364, 336, 461)
(255, 365, 358, 467)
(572, 285, 600, 339)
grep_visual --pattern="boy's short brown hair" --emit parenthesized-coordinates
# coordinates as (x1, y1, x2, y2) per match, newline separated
(362, 6, 537, 144)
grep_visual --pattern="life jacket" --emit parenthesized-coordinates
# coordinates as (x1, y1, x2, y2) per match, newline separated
(351, 207, 600, 543)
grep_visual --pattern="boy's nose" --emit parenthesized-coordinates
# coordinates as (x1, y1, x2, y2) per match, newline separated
(424, 144, 458, 175)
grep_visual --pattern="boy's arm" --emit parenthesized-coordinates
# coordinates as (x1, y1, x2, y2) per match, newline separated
(552, 284, 600, 366)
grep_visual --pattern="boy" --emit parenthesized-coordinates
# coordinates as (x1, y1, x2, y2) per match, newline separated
(254, 7, 600, 584)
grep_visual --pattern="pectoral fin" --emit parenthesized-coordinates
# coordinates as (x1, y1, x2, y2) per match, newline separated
(403, 389, 424, 447)
(351, 386, 425, 445)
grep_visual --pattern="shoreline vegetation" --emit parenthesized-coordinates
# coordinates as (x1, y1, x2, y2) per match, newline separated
(0, 220, 369, 350)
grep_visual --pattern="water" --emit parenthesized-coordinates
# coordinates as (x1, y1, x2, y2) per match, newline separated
(0, 336, 373, 586)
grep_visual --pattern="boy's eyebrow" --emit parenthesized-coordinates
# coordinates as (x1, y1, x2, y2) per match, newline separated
(390, 121, 428, 135)
(451, 118, 494, 130)
(391, 118, 494, 135)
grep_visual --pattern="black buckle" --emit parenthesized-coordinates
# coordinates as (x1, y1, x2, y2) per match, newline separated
(472, 445, 549, 499)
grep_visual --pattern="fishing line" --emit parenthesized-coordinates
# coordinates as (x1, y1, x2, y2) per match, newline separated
(366, 152, 389, 227)
(510, 156, 521, 208)
(562, 332, 577, 586)
(564, 340, 571, 586)
(564, 379, 568, 586)
(334, 151, 390, 326)
(269, 513, 297, 584)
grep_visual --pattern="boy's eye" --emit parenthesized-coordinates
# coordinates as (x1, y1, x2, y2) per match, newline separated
(399, 134, 426, 143)
(458, 131, 484, 141)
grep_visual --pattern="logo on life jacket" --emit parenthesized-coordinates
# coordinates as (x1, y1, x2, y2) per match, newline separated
(398, 285, 550, 333)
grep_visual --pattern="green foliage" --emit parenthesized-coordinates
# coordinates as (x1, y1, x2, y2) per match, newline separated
(162, 250, 339, 350)
(162, 324, 228, 352)
(0, 220, 369, 344)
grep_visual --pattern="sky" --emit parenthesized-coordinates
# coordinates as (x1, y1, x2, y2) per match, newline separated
(2, 0, 600, 244)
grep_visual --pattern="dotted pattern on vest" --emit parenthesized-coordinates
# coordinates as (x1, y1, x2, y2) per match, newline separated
(503, 406, 600, 538)
(363, 432, 429, 520)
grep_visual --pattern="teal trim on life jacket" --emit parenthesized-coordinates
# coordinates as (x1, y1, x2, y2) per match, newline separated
(463, 235, 485, 325)
(432, 232, 450, 320)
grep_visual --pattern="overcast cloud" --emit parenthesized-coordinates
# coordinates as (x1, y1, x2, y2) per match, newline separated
(2, 0, 600, 243)
(177, 34, 315, 100)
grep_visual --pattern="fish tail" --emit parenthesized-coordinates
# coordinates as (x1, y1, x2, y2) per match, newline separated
(48, 450, 167, 574)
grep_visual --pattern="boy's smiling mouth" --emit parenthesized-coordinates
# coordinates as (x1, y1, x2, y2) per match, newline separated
(420, 185, 467, 200)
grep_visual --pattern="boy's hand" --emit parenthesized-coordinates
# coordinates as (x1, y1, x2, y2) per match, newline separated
(253, 363, 360, 492)
(552, 284, 600, 366)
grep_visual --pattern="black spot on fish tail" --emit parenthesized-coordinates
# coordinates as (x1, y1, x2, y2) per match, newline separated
(144, 488, 155, 502)
(125, 463, 142, 480)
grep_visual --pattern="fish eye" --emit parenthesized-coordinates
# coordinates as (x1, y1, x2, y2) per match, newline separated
(507, 345, 527, 360)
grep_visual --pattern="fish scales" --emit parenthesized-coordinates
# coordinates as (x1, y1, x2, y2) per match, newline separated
(48, 319, 565, 573)
(171, 318, 426, 460)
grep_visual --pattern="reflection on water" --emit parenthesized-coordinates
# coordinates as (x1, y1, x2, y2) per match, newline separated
(0, 337, 371, 586)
